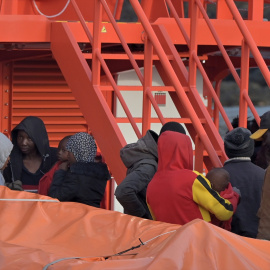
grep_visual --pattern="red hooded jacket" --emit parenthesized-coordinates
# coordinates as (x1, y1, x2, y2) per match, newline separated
(146, 131, 234, 225)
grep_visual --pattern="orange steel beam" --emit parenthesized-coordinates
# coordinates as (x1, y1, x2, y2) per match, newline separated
(92, 0, 102, 86)
(66, 19, 270, 46)
(248, 0, 264, 21)
(189, 0, 199, 87)
(51, 22, 127, 184)
(142, 37, 154, 134)
(216, 0, 233, 19)
(0, 0, 124, 21)
(1, 63, 12, 135)
(239, 40, 249, 128)
(0, 15, 50, 42)
(0, 16, 270, 47)
(141, 0, 169, 22)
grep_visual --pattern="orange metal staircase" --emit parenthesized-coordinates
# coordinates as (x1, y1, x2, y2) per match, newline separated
(1, 0, 270, 209)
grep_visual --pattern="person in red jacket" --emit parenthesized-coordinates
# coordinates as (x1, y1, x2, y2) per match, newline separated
(38, 135, 71, 195)
(206, 167, 240, 231)
(146, 131, 234, 225)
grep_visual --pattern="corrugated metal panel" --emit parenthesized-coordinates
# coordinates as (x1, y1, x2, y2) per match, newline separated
(11, 57, 111, 210)
(12, 57, 88, 147)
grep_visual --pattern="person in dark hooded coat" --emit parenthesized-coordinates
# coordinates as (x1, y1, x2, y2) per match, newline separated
(3, 116, 58, 192)
(223, 127, 265, 238)
(48, 132, 111, 207)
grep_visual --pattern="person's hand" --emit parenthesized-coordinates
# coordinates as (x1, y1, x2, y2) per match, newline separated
(6, 180, 23, 191)
(58, 161, 69, 171)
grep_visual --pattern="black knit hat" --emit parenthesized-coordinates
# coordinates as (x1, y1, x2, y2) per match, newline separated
(159, 121, 186, 136)
(224, 127, 254, 158)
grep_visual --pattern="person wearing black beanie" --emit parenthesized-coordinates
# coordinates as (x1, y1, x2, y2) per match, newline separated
(159, 121, 186, 137)
(223, 127, 265, 238)
(224, 127, 254, 158)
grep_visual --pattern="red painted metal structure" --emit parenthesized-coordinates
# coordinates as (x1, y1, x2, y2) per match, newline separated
(0, 0, 270, 209)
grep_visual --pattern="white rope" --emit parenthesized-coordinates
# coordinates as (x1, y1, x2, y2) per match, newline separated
(32, 0, 71, 18)
(43, 257, 82, 270)
(142, 230, 176, 245)
(0, 198, 59, 202)
(42, 230, 177, 269)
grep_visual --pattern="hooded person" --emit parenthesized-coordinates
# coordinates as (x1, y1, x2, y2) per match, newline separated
(3, 116, 58, 192)
(48, 132, 111, 207)
(146, 131, 234, 225)
(0, 133, 13, 186)
(115, 121, 186, 219)
(223, 127, 265, 238)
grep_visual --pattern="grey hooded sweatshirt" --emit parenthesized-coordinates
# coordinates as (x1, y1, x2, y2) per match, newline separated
(115, 130, 158, 219)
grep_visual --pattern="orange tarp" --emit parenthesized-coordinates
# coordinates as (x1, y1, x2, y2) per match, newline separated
(0, 186, 270, 270)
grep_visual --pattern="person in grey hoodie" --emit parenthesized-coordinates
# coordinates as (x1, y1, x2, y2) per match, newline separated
(115, 122, 186, 219)
(0, 133, 13, 186)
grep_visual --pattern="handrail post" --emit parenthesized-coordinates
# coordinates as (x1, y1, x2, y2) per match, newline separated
(239, 39, 249, 128)
(92, 0, 102, 86)
(194, 135, 204, 172)
(248, 0, 264, 21)
(189, 0, 198, 88)
(216, 0, 233, 19)
(142, 36, 153, 135)
(213, 80, 222, 130)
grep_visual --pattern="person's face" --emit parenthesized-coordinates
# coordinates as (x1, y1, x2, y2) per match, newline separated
(1, 156, 10, 170)
(67, 151, 77, 165)
(17, 130, 36, 155)
(57, 139, 69, 162)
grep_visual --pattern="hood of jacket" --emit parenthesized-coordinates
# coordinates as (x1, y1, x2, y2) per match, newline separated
(7, 116, 57, 182)
(11, 116, 50, 158)
(120, 130, 158, 169)
(157, 131, 193, 172)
